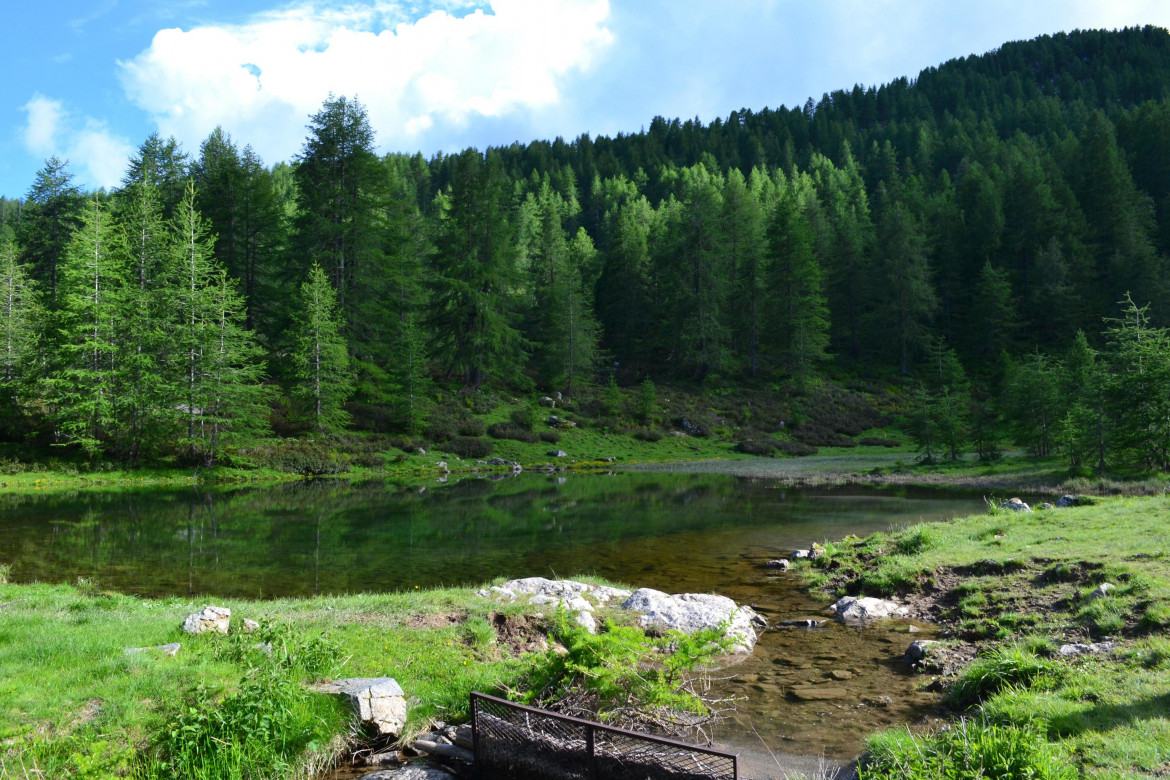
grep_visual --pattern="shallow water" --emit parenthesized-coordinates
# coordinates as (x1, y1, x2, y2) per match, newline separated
(0, 472, 986, 773)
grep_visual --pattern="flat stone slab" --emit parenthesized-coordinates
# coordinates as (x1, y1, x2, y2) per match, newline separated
(311, 678, 406, 736)
(789, 685, 849, 701)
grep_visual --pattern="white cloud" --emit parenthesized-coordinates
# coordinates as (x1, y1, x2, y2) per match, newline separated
(22, 95, 66, 156)
(117, 0, 613, 163)
(19, 94, 135, 190)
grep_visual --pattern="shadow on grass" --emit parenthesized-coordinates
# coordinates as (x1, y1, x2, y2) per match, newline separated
(1048, 691, 1170, 738)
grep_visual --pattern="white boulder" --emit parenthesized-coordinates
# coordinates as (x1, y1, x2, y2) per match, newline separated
(311, 678, 407, 736)
(621, 588, 760, 654)
(828, 596, 908, 623)
(182, 606, 231, 635)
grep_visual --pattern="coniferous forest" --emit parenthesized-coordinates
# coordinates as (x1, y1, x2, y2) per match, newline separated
(4, 26, 1170, 473)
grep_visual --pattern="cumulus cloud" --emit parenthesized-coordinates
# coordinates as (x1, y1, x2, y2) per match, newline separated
(19, 94, 135, 190)
(117, 0, 612, 163)
(22, 95, 66, 156)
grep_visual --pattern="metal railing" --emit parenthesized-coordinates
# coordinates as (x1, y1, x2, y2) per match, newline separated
(470, 692, 738, 780)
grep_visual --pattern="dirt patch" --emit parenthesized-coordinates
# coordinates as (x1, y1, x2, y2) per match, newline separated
(490, 612, 550, 655)
(403, 612, 466, 630)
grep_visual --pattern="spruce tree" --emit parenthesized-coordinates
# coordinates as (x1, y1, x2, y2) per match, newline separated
(19, 156, 82, 307)
(0, 241, 41, 433)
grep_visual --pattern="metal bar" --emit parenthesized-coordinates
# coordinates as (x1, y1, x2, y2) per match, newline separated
(471, 692, 480, 769)
(468, 691, 739, 762)
(586, 723, 597, 780)
(733, 753, 738, 780)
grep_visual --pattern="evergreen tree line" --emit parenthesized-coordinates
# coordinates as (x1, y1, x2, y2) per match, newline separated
(2, 28, 1170, 471)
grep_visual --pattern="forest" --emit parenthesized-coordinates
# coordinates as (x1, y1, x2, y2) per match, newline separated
(3, 25, 1170, 473)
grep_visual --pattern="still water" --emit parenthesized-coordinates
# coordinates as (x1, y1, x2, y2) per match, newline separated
(0, 472, 987, 771)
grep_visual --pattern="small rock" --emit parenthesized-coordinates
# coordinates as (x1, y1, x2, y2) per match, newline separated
(1058, 641, 1117, 657)
(436, 461, 449, 472)
(792, 549, 811, 560)
(765, 559, 790, 571)
(999, 497, 1033, 512)
(547, 450, 568, 458)
(125, 642, 181, 657)
(575, 611, 597, 634)
(311, 678, 407, 736)
(1039, 502, 1055, 510)
(241, 618, 260, 633)
(810, 543, 826, 560)
(1056, 494, 1094, 508)
(828, 596, 908, 623)
(1085, 583, 1115, 601)
(906, 640, 937, 662)
(182, 606, 231, 635)
(907, 625, 922, 633)
(829, 669, 854, 680)
(417, 448, 426, 455)
(601, 457, 616, 463)
(254, 642, 273, 654)
(538, 396, 556, 407)
(780, 618, 826, 628)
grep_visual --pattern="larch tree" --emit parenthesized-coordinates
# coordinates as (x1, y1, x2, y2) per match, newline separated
(290, 263, 353, 434)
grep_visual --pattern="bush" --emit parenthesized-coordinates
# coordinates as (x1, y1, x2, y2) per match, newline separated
(776, 439, 818, 457)
(446, 436, 494, 459)
(425, 412, 459, 443)
(858, 436, 901, 447)
(539, 430, 561, 444)
(734, 439, 775, 456)
(632, 427, 664, 442)
(457, 417, 486, 437)
(792, 422, 856, 447)
(254, 440, 350, 475)
(509, 407, 538, 432)
(487, 422, 539, 443)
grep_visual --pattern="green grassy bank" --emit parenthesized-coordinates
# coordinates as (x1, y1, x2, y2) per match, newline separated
(799, 494, 1170, 779)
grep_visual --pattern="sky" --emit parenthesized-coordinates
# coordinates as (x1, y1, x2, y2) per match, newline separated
(3, 0, 1170, 198)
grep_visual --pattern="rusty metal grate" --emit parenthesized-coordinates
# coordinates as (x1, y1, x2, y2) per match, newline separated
(470, 692, 738, 780)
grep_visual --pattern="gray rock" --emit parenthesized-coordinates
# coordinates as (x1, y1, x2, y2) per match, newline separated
(621, 588, 760, 653)
(311, 678, 407, 736)
(1085, 583, 1116, 601)
(792, 549, 811, 560)
(575, 611, 598, 634)
(499, 577, 630, 606)
(828, 596, 909, 623)
(182, 606, 231, 635)
(1039, 502, 1055, 510)
(780, 618, 826, 628)
(1058, 641, 1117, 657)
(436, 461, 449, 472)
(999, 497, 1033, 512)
(906, 640, 937, 662)
(547, 450, 568, 458)
(765, 559, 790, 571)
(241, 618, 260, 633)
(538, 396, 556, 407)
(1056, 494, 1093, 508)
(125, 642, 181, 657)
(358, 767, 456, 780)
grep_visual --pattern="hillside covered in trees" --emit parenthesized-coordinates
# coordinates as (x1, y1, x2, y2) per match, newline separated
(3, 26, 1170, 473)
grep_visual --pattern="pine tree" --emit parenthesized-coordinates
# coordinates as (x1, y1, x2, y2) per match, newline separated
(290, 264, 353, 434)
(875, 191, 937, 375)
(765, 183, 829, 386)
(427, 149, 525, 389)
(0, 241, 41, 432)
(722, 167, 768, 375)
(1104, 294, 1170, 471)
(49, 199, 126, 455)
(19, 156, 82, 307)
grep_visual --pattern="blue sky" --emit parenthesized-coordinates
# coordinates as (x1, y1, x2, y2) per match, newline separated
(3, 1, 1170, 198)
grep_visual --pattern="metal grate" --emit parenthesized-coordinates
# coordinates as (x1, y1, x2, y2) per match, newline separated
(471, 692, 738, 780)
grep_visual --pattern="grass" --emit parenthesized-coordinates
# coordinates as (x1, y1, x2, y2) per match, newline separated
(0, 572, 731, 779)
(804, 494, 1170, 779)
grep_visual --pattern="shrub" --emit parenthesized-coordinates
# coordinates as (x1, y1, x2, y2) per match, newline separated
(734, 439, 775, 456)
(858, 436, 900, 447)
(457, 417, 486, 437)
(509, 407, 538, 432)
(632, 427, 664, 442)
(425, 412, 459, 443)
(255, 440, 350, 475)
(487, 422, 539, 443)
(0, 562, 9, 584)
(446, 436, 494, 459)
(776, 439, 818, 457)
(539, 431, 561, 444)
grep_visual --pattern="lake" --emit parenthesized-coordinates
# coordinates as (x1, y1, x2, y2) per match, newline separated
(0, 471, 989, 773)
